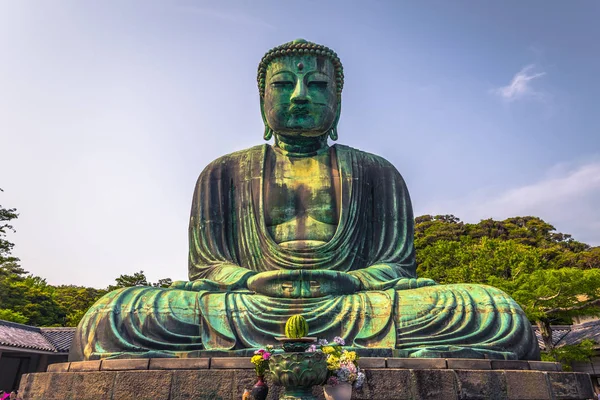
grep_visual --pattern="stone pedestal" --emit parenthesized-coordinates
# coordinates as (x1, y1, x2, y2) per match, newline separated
(19, 358, 595, 400)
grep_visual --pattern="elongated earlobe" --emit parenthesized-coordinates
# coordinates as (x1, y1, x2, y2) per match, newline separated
(329, 128, 338, 141)
(264, 126, 273, 141)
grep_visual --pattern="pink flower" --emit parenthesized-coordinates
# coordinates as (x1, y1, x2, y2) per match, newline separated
(262, 352, 271, 360)
(333, 336, 345, 345)
(254, 349, 265, 355)
(344, 362, 357, 374)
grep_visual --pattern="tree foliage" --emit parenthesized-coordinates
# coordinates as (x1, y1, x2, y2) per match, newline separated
(416, 214, 600, 358)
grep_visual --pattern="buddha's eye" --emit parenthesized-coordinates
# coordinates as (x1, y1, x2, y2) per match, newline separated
(308, 81, 328, 89)
(271, 81, 294, 88)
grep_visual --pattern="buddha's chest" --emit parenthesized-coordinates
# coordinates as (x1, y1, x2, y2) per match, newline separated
(263, 150, 340, 244)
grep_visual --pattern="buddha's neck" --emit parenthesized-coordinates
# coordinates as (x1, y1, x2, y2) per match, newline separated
(273, 134, 329, 157)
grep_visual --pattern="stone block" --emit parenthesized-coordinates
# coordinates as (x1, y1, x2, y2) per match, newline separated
(455, 370, 507, 400)
(112, 370, 172, 400)
(101, 358, 149, 371)
(505, 371, 552, 400)
(548, 372, 580, 399)
(149, 357, 209, 370)
(363, 369, 413, 400)
(411, 369, 458, 400)
(347, 372, 374, 400)
(491, 360, 530, 370)
(528, 361, 561, 371)
(69, 360, 102, 372)
(171, 369, 234, 399)
(358, 357, 386, 369)
(386, 357, 447, 369)
(574, 372, 595, 399)
(44, 373, 76, 400)
(233, 369, 258, 399)
(46, 362, 70, 372)
(210, 356, 253, 369)
(447, 358, 492, 370)
(71, 371, 117, 400)
(21, 372, 51, 400)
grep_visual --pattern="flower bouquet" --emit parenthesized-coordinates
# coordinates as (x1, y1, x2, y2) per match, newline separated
(308, 337, 365, 400)
(248, 345, 273, 400)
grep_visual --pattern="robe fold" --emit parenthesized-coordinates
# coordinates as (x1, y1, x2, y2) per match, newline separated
(69, 145, 540, 361)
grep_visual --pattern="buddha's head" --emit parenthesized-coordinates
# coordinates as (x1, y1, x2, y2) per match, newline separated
(257, 39, 344, 141)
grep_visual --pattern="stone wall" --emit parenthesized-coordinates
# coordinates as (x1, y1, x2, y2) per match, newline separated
(19, 358, 595, 400)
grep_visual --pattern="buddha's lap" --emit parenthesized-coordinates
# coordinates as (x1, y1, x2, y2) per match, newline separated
(87, 282, 521, 323)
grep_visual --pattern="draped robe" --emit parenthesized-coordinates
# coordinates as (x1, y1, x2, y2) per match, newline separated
(69, 144, 540, 361)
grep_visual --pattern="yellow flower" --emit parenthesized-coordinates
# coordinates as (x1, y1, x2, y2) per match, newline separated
(251, 355, 264, 365)
(326, 355, 340, 370)
(322, 346, 336, 355)
(342, 350, 357, 362)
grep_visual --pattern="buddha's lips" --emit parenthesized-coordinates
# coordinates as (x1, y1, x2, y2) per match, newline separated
(289, 105, 310, 115)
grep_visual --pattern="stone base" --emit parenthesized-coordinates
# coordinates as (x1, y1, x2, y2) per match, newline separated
(20, 358, 594, 400)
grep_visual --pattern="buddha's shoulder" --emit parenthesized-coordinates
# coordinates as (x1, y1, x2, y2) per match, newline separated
(334, 144, 399, 172)
(201, 145, 267, 171)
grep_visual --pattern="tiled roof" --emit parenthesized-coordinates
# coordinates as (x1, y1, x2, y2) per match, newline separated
(532, 325, 571, 350)
(0, 320, 74, 353)
(41, 327, 75, 352)
(557, 319, 600, 348)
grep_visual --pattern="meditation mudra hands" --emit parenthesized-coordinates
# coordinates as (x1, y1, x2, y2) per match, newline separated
(246, 270, 362, 298)
(169, 270, 360, 297)
(171, 269, 436, 297)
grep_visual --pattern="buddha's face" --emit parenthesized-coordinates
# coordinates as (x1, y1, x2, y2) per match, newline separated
(263, 55, 338, 137)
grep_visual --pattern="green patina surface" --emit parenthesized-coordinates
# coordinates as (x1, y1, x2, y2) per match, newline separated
(69, 39, 540, 362)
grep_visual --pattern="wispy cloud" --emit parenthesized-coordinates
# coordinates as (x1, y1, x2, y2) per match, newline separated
(421, 160, 600, 246)
(492, 64, 546, 102)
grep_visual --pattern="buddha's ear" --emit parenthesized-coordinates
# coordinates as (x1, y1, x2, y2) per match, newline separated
(329, 99, 342, 141)
(260, 99, 273, 141)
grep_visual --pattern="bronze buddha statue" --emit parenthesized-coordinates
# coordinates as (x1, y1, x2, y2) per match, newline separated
(69, 39, 539, 361)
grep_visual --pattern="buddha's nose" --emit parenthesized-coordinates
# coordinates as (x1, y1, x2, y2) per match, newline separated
(291, 80, 309, 104)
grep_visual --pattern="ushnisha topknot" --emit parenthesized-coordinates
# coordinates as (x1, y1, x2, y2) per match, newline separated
(257, 38, 344, 98)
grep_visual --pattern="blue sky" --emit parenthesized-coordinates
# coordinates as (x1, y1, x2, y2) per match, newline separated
(1, 1, 599, 287)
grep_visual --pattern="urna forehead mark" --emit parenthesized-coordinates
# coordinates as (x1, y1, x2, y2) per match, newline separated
(266, 55, 333, 77)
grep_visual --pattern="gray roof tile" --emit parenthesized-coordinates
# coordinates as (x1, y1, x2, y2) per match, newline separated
(557, 320, 600, 347)
(40, 327, 75, 352)
(532, 325, 571, 350)
(0, 320, 74, 353)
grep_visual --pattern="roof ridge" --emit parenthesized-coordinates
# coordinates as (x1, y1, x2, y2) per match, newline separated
(0, 319, 41, 332)
(40, 327, 77, 331)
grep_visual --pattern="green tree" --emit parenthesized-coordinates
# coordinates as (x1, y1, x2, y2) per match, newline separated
(0, 188, 19, 266)
(0, 308, 27, 324)
(53, 285, 107, 326)
(414, 214, 465, 249)
(153, 278, 173, 288)
(541, 339, 596, 371)
(415, 215, 600, 354)
(107, 271, 173, 291)
(107, 270, 150, 291)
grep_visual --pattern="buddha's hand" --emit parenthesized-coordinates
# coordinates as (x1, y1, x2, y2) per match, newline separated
(393, 278, 437, 290)
(247, 270, 361, 298)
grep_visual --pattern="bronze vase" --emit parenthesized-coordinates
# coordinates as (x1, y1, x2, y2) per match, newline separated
(251, 375, 269, 400)
(268, 352, 328, 400)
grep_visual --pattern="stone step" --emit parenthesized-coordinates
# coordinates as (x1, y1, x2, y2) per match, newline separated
(47, 357, 561, 373)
